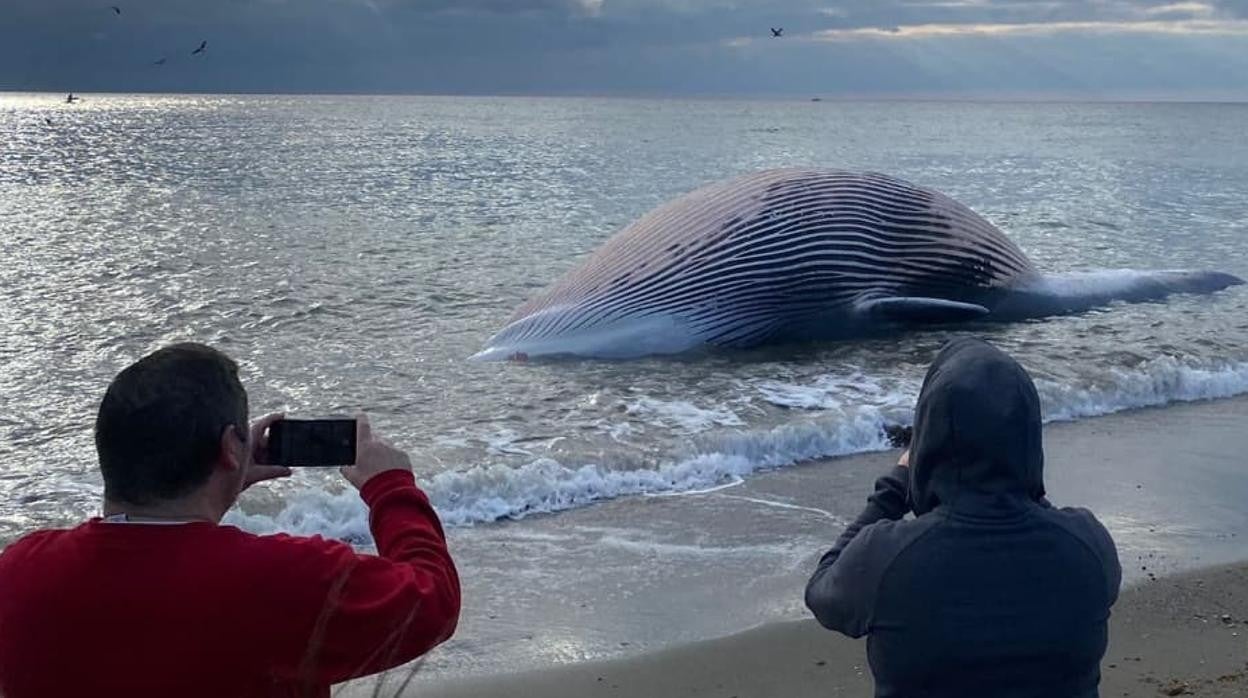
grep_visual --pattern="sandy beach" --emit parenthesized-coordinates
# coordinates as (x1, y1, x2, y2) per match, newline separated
(417, 563, 1248, 698)
(342, 394, 1248, 696)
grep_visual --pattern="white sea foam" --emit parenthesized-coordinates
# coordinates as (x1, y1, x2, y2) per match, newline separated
(1039, 356, 1248, 422)
(482, 429, 536, 457)
(227, 410, 893, 538)
(755, 371, 918, 413)
(624, 397, 746, 432)
(228, 356, 1248, 541)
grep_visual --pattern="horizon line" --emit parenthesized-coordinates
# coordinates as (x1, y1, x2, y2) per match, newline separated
(3, 88, 1248, 105)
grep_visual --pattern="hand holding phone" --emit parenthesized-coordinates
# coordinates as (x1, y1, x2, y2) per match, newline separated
(242, 413, 293, 490)
(339, 414, 413, 491)
(884, 424, 913, 449)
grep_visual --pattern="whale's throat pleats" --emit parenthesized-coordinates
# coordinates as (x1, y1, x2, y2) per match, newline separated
(497, 170, 1036, 349)
(476, 169, 1240, 360)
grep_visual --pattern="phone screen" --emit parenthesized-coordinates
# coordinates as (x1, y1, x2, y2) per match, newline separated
(266, 419, 357, 467)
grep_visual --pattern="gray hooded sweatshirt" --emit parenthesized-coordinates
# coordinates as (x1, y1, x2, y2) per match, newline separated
(805, 338, 1121, 697)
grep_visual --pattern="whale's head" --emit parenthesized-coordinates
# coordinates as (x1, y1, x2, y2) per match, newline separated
(471, 304, 701, 361)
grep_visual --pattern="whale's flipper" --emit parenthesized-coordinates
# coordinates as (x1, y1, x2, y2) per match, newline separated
(857, 297, 991, 324)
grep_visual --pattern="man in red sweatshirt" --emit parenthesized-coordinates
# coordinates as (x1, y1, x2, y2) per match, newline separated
(0, 343, 461, 697)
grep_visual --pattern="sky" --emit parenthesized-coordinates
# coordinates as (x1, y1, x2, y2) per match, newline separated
(3, 0, 1248, 98)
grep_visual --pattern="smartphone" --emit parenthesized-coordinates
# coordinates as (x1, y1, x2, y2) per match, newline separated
(265, 418, 357, 467)
(884, 424, 913, 449)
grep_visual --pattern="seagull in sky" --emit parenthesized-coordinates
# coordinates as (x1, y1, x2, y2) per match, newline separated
(770, 27, 783, 37)
(153, 57, 167, 65)
(191, 40, 207, 55)
(110, 6, 121, 15)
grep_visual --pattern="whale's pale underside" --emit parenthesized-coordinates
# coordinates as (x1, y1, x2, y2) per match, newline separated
(474, 169, 1243, 361)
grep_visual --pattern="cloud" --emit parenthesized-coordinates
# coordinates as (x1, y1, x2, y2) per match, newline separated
(808, 18, 1248, 40)
(1142, 2, 1217, 17)
(578, 0, 606, 16)
(3, 0, 1248, 96)
(716, 0, 1248, 44)
(809, 0, 1247, 29)
(385, 0, 606, 15)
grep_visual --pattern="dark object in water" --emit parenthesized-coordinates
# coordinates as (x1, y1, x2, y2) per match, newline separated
(883, 424, 912, 448)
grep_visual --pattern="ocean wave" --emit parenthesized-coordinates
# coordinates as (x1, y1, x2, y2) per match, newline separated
(226, 409, 893, 539)
(1039, 355, 1248, 422)
(227, 355, 1248, 540)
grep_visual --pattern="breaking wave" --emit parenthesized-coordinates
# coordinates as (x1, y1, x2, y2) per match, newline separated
(227, 355, 1248, 541)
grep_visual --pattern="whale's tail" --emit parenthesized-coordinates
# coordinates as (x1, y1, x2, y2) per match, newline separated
(994, 269, 1244, 320)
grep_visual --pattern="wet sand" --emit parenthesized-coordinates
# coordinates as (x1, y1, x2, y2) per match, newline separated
(414, 563, 1248, 698)
(342, 394, 1248, 694)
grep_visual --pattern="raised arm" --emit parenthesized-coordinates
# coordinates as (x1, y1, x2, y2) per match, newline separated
(269, 415, 461, 686)
(804, 458, 911, 637)
(299, 470, 460, 685)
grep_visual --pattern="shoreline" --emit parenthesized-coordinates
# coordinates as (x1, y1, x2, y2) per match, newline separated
(397, 563, 1248, 698)
(338, 393, 1248, 689)
(4, 394, 1245, 692)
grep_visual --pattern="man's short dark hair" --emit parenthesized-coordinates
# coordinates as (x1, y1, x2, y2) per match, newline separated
(95, 343, 249, 506)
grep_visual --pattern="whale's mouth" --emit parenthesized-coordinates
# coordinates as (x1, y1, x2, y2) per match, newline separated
(471, 312, 703, 361)
(469, 346, 529, 362)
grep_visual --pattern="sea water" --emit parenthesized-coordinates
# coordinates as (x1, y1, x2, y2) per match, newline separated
(2, 94, 1247, 544)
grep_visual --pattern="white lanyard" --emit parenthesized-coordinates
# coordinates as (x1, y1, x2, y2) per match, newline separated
(101, 513, 197, 525)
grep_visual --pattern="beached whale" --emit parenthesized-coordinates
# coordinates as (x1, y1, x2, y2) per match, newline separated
(473, 169, 1242, 360)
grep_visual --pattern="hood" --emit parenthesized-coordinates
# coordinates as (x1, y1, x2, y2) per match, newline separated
(909, 338, 1045, 516)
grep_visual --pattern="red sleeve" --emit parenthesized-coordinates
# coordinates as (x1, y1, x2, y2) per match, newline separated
(274, 470, 461, 687)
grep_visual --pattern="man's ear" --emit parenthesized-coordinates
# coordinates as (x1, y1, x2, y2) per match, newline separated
(218, 425, 244, 472)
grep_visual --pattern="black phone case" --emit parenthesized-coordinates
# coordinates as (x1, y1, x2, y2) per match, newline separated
(267, 419, 357, 466)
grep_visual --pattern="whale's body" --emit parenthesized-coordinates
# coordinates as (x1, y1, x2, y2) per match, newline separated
(475, 169, 1242, 360)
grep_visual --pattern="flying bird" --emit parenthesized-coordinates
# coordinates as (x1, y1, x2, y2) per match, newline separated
(153, 57, 167, 65)
(770, 27, 783, 37)
(110, 6, 121, 14)
(191, 40, 207, 55)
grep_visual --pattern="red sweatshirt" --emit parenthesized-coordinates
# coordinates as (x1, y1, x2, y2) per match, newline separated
(0, 470, 460, 698)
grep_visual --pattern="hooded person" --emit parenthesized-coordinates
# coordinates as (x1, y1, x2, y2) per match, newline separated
(805, 337, 1121, 698)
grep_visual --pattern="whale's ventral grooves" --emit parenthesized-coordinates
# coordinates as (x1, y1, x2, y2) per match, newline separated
(475, 169, 1242, 360)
